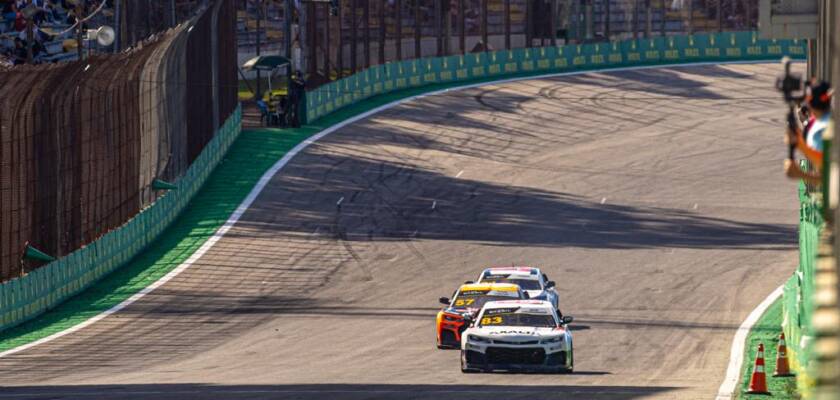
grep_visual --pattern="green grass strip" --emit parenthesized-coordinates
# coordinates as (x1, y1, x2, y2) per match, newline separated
(738, 298, 798, 399)
(0, 128, 315, 352)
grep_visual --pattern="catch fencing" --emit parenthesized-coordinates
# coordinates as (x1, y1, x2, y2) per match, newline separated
(0, 0, 238, 283)
(238, 0, 761, 87)
(305, 30, 806, 123)
(782, 182, 821, 394)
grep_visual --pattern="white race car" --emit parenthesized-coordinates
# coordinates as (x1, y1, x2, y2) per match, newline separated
(476, 267, 560, 312)
(460, 300, 573, 373)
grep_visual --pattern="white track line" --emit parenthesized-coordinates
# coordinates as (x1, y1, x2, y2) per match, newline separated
(0, 59, 791, 359)
(715, 285, 783, 400)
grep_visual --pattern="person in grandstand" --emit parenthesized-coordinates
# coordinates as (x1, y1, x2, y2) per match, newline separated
(785, 79, 833, 185)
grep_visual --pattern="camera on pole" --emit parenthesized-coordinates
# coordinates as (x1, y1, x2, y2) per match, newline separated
(776, 57, 805, 160)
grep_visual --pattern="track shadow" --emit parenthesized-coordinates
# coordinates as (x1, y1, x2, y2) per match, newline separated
(237, 152, 794, 251)
(0, 383, 678, 400)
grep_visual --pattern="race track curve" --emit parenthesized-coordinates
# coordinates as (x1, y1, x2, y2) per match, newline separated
(0, 63, 799, 400)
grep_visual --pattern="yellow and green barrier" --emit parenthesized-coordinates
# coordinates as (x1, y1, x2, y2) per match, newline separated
(0, 105, 242, 333)
(305, 31, 806, 124)
(781, 181, 823, 395)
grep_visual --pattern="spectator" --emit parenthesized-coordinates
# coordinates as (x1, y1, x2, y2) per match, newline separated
(785, 79, 834, 185)
(287, 71, 306, 128)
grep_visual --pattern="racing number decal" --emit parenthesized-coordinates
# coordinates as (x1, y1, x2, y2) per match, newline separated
(481, 316, 503, 325)
(454, 298, 476, 307)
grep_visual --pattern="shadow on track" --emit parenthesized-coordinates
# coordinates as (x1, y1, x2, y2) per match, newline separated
(238, 151, 794, 251)
(0, 383, 678, 400)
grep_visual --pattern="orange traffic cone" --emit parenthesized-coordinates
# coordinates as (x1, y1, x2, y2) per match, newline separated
(747, 343, 770, 395)
(774, 333, 794, 377)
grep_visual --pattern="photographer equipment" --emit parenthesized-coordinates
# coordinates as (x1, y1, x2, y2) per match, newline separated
(776, 57, 805, 160)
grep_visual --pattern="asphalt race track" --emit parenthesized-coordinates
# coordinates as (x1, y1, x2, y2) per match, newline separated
(0, 63, 799, 399)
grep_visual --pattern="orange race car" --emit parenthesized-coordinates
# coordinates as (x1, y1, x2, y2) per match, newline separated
(436, 282, 528, 349)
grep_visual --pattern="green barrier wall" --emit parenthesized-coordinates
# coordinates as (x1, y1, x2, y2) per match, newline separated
(0, 105, 242, 333)
(783, 182, 822, 394)
(305, 31, 806, 123)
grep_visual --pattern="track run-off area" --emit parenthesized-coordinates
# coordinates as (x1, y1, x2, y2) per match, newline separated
(0, 63, 798, 399)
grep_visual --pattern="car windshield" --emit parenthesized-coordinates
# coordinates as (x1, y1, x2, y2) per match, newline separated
(452, 290, 520, 309)
(479, 308, 556, 328)
(481, 277, 542, 291)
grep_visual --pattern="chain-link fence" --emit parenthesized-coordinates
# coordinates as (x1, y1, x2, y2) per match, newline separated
(0, 0, 237, 282)
(236, 0, 759, 90)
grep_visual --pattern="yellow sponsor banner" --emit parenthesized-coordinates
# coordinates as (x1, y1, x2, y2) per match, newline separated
(684, 48, 700, 57)
(725, 47, 742, 57)
(627, 52, 641, 62)
(788, 46, 804, 55)
(573, 56, 586, 66)
(608, 53, 623, 63)
(456, 69, 468, 79)
(554, 58, 568, 68)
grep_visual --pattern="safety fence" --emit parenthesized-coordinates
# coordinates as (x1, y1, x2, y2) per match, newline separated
(782, 181, 822, 395)
(0, 0, 237, 283)
(0, 106, 241, 333)
(305, 30, 806, 123)
(239, 0, 761, 89)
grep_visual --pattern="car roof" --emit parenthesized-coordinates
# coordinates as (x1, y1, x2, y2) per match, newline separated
(459, 282, 521, 292)
(482, 267, 541, 277)
(483, 299, 554, 309)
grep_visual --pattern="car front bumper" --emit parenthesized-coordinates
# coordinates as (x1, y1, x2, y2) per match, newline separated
(462, 345, 571, 372)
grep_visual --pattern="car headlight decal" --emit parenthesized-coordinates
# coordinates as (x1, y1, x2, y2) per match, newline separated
(443, 313, 461, 322)
(540, 335, 563, 344)
(468, 335, 491, 343)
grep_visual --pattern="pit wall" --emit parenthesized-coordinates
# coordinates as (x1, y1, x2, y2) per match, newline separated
(305, 31, 806, 124)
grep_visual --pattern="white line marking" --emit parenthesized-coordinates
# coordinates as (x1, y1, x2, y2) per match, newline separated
(336, 196, 344, 206)
(715, 285, 783, 400)
(693, 203, 699, 210)
(411, 229, 419, 237)
(431, 200, 437, 210)
(0, 59, 788, 358)
(455, 170, 464, 178)
(600, 197, 607, 204)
